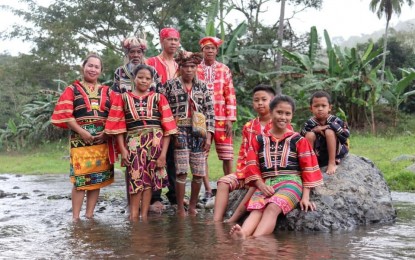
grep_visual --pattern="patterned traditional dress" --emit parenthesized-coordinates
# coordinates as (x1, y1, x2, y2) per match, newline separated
(112, 62, 161, 93)
(218, 120, 294, 191)
(158, 77, 214, 176)
(197, 60, 237, 160)
(300, 115, 350, 167)
(51, 80, 115, 190)
(106, 91, 177, 193)
(244, 130, 323, 215)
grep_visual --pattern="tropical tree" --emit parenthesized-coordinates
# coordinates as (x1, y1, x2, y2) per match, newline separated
(369, 0, 414, 81)
(383, 68, 415, 126)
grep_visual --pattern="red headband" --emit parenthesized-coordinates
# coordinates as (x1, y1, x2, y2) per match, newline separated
(160, 28, 180, 40)
(199, 36, 223, 49)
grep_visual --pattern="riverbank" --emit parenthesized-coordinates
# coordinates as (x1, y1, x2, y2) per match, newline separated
(0, 135, 414, 191)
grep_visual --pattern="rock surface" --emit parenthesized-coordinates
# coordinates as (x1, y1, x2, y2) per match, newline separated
(226, 154, 397, 231)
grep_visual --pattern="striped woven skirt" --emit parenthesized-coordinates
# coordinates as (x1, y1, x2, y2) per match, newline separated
(246, 175, 302, 215)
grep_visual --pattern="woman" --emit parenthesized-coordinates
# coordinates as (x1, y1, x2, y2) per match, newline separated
(51, 53, 116, 221)
(157, 51, 215, 216)
(112, 36, 161, 93)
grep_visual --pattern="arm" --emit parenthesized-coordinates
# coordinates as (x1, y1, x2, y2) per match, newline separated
(116, 133, 129, 166)
(223, 67, 237, 137)
(66, 121, 94, 144)
(327, 116, 350, 145)
(156, 136, 170, 168)
(299, 187, 316, 212)
(300, 118, 317, 136)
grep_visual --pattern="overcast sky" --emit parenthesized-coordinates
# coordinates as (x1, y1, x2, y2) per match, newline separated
(0, 0, 414, 55)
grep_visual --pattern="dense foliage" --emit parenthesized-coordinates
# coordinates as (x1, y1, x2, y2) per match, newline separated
(0, 0, 414, 150)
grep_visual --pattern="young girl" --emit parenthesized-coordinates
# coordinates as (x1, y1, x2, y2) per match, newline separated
(230, 95, 323, 239)
(106, 64, 177, 221)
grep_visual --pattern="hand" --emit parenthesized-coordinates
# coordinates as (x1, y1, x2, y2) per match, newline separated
(120, 148, 130, 166)
(80, 129, 94, 145)
(204, 139, 211, 153)
(224, 120, 233, 138)
(257, 182, 274, 197)
(312, 125, 328, 136)
(94, 132, 107, 144)
(300, 198, 316, 212)
(156, 155, 166, 168)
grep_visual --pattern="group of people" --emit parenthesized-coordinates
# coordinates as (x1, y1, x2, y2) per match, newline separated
(51, 27, 350, 238)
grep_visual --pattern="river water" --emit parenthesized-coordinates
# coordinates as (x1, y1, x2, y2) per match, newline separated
(0, 173, 414, 259)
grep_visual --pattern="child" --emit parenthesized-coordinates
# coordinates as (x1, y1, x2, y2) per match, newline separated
(105, 64, 177, 221)
(300, 90, 350, 175)
(214, 85, 276, 222)
(230, 95, 323, 239)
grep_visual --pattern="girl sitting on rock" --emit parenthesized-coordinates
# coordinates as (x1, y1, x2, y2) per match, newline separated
(230, 95, 323, 239)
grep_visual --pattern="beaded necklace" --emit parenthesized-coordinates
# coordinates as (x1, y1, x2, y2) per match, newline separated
(81, 80, 99, 98)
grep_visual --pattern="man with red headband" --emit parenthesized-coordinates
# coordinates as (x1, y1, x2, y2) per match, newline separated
(147, 28, 180, 84)
(197, 36, 237, 202)
(146, 27, 181, 212)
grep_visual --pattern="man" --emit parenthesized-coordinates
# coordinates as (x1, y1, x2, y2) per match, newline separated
(112, 36, 160, 93)
(197, 36, 237, 201)
(147, 28, 181, 212)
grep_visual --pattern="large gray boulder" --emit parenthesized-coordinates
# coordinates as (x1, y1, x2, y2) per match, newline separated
(226, 154, 397, 231)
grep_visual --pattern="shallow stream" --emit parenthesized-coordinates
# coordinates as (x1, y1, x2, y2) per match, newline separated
(0, 173, 414, 259)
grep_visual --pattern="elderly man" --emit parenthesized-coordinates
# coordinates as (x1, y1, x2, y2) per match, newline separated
(112, 36, 160, 93)
(147, 28, 181, 212)
(197, 36, 237, 201)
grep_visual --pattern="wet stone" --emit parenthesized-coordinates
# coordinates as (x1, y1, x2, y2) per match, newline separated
(0, 190, 6, 198)
(0, 176, 9, 181)
(13, 186, 20, 189)
(21, 195, 30, 200)
(47, 195, 66, 200)
(227, 154, 397, 231)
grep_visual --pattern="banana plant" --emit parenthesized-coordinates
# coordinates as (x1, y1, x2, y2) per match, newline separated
(383, 68, 415, 126)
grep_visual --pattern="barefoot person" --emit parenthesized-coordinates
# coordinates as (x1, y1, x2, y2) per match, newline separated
(214, 85, 283, 222)
(300, 90, 350, 175)
(230, 95, 323, 238)
(106, 65, 177, 221)
(197, 37, 237, 201)
(158, 51, 215, 216)
(147, 28, 181, 211)
(51, 53, 116, 221)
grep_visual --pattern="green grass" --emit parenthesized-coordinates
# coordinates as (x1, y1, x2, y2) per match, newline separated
(349, 135, 415, 191)
(1, 135, 414, 191)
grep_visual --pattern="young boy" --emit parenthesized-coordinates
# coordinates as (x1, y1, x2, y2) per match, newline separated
(213, 85, 278, 222)
(300, 90, 350, 175)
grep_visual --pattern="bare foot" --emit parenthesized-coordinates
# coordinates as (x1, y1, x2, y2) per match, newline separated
(72, 217, 80, 222)
(188, 208, 198, 216)
(149, 201, 165, 214)
(177, 209, 187, 217)
(229, 224, 246, 239)
(326, 163, 337, 175)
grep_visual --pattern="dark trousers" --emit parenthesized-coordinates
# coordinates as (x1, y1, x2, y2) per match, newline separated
(151, 142, 177, 205)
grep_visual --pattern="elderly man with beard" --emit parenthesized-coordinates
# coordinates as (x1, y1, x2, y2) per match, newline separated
(112, 36, 160, 93)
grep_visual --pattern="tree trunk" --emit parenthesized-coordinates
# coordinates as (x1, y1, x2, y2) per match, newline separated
(380, 19, 390, 82)
(275, 0, 286, 95)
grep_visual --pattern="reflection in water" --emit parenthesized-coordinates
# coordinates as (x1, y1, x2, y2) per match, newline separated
(0, 174, 414, 259)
